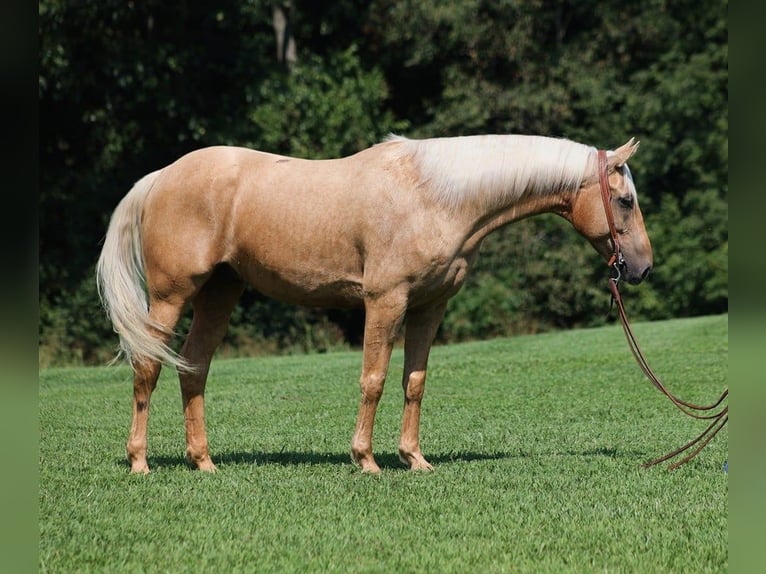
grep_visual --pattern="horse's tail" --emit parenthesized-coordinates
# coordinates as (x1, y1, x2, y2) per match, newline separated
(96, 170, 193, 372)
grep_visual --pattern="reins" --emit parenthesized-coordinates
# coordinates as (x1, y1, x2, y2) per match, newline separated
(597, 150, 728, 470)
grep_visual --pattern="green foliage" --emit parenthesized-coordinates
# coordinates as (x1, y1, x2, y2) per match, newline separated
(249, 46, 408, 158)
(218, 296, 352, 358)
(635, 190, 729, 317)
(39, 315, 728, 572)
(38, 266, 117, 368)
(39, 0, 727, 365)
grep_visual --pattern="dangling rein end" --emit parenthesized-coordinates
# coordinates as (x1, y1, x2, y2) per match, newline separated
(597, 149, 727, 470)
(608, 271, 728, 471)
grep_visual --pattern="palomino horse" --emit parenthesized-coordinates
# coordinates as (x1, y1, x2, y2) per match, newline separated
(96, 134, 652, 474)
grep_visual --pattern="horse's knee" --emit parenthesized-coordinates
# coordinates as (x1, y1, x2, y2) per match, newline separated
(403, 370, 427, 401)
(359, 371, 386, 402)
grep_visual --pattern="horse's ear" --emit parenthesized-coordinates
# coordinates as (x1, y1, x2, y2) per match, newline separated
(608, 138, 640, 169)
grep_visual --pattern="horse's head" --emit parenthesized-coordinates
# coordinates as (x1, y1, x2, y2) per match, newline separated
(570, 139, 653, 285)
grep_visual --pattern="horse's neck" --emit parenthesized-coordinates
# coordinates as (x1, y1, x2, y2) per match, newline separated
(393, 134, 593, 250)
(461, 186, 574, 253)
(450, 157, 582, 249)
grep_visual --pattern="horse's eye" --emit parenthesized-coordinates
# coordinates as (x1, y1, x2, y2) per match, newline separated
(617, 196, 634, 209)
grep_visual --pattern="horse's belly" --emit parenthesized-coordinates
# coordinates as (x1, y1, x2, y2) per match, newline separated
(233, 261, 366, 308)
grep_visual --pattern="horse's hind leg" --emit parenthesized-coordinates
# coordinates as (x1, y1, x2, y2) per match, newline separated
(127, 299, 186, 474)
(178, 267, 244, 472)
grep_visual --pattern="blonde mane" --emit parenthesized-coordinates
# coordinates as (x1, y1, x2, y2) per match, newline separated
(388, 134, 596, 211)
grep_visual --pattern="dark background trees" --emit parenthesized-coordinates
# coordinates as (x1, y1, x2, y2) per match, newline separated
(39, 0, 727, 367)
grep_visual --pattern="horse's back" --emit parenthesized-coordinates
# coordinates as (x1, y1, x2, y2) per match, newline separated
(148, 144, 392, 211)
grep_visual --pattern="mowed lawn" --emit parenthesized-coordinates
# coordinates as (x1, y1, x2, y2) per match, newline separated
(39, 314, 728, 573)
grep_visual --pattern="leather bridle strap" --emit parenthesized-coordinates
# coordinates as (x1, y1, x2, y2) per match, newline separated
(596, 149, 728, 470)
(597, 150, 622, 269)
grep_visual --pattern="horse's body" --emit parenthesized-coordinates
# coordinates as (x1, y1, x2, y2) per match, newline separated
(143, 143, 473, 309)
(97, 134, 652, 474)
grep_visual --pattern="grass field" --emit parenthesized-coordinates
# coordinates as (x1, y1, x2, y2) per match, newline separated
(39, 314, 728, 573)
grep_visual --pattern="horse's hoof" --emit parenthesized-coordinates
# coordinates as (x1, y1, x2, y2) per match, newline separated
(400, 452, 434, 471)
(129, 462, 150, 475)
(187, 453, 217, 473)
(352, 452, 381, 474)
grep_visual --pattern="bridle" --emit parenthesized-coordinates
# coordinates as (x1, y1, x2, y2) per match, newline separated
(597, 150, 728, 470)
(598, 150, 626, 278)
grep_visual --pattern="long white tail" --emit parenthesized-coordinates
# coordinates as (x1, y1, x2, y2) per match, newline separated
(96, 170, 192, 372)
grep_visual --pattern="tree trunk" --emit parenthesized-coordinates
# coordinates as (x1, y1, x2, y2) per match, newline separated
(272, 3, 296, 66)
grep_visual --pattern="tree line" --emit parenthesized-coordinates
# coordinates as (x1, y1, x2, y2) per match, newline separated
(39, 0, 728, 367)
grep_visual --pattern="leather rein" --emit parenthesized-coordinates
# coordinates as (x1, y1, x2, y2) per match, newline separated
(597, 150, 728, 470)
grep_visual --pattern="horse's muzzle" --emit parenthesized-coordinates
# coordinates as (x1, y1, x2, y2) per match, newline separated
(626, 264, 652, 285)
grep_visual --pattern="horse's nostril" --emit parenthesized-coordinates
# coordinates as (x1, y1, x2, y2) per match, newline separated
(641, 266, 652, 281)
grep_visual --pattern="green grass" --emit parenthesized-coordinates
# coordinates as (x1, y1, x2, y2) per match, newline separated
(40, 314, 728, 573)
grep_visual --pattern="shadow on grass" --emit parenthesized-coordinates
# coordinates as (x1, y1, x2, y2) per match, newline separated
(219, 450, 515, 469)
(576, 447, 647, 459)
(130, 446, 643, 472)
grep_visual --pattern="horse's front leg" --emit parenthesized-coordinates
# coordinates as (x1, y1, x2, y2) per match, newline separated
(350, 293, 407, 473)
(398, 303, 447, 471)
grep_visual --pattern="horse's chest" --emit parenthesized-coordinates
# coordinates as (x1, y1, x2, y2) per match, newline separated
(442, 258, 470, 289)
(408, 254, 474, 307)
